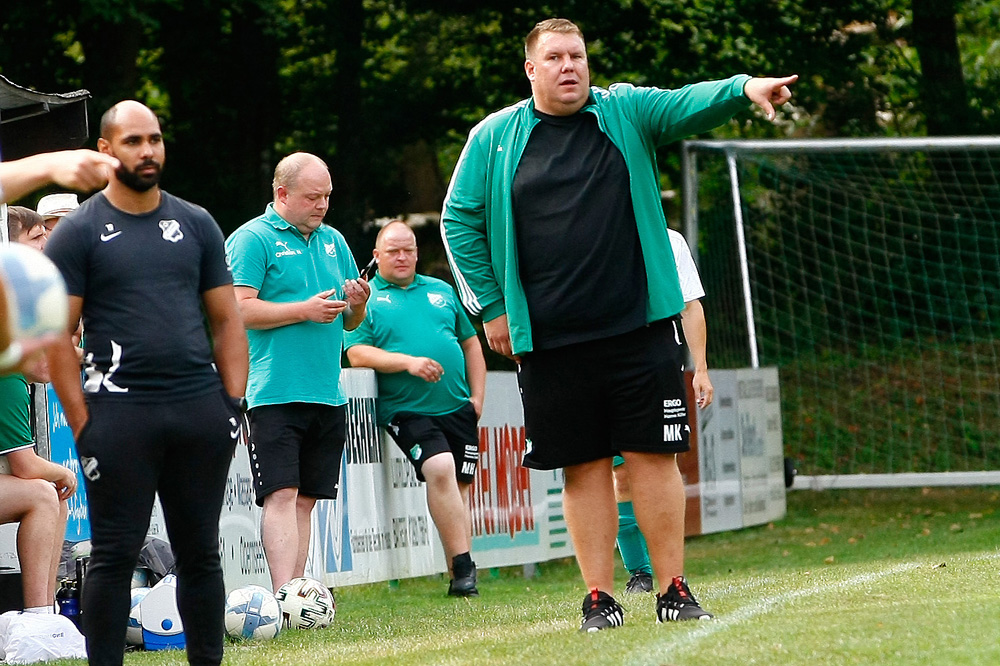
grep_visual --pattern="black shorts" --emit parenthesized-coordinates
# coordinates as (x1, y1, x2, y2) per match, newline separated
(247, 402, 346, 506)
(387, 402, 479, 484)
(518, 319, 689, 470)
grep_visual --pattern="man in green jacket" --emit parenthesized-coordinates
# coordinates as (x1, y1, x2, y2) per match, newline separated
(441, 17, 795, 631)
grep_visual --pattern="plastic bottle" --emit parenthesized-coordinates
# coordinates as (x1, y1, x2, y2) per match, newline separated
(56, 579, 80, 627)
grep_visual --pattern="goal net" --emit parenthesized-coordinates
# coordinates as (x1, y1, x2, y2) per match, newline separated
(681, 138, 1000, 488)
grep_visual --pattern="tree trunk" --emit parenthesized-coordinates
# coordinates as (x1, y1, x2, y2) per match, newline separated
(326, 0, 367, 242)
(911, 0, 972, 136)
(156, 0, 282, 233)
(76, 14, 142, 139)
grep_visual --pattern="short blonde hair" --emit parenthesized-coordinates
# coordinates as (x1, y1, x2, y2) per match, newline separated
(525, 18, 585, 60)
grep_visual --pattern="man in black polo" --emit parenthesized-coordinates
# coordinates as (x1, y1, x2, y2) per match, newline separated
(45, 100, 248, 666)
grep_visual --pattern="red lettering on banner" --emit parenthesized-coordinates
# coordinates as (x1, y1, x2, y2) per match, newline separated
(469, 425, 535, 539)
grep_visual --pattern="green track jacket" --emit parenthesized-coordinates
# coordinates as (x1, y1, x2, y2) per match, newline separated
(441, 74, 752, 355)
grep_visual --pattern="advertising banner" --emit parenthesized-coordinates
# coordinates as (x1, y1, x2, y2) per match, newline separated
(695, 368, 786, 534)
(304, 371, 573, 588)
(5, 368, 785, 592)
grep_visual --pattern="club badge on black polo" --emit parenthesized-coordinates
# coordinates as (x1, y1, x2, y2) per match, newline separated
(159, 219, 184, 243)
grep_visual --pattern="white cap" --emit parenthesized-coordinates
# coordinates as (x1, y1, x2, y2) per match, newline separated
(36, 193, 80, 219)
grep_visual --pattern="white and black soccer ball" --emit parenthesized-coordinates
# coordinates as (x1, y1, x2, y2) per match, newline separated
(224, 585, 281, 641)
(126, 587, 151, 647)
(274, 577, 335, 630)
(0, 243, 69, 341)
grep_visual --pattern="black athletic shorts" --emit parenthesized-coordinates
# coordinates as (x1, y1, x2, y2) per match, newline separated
(247, 402, 346, 506)
(518, 319, 689, 470)
(387, 402, 479, 484)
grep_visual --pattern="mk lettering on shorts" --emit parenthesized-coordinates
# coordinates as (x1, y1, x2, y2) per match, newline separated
(663, 398, 688, 442)
(461, 461, 476, 476)
(663, 423, 685, 442)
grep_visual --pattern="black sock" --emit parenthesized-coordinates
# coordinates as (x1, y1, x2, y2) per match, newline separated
(452, 552, 474, 577)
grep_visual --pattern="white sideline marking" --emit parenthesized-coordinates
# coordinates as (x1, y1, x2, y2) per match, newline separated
(635, 562, 922, 663)
(636, 551, 1000, 664)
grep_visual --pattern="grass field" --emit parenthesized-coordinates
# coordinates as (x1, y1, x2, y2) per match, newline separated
(779, 343, 1000, 475)
(55, 487, 1000, 665)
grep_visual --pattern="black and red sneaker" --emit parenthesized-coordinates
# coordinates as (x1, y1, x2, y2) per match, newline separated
(656, 576, 712, 622)
(580, 589, 625, 632)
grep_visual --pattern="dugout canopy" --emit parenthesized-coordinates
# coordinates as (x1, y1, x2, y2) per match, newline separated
(0, 73, 91, 160)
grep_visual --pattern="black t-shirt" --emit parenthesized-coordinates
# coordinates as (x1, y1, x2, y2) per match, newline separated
(45, 191, 232, 401)
(512, 107, 648, 350)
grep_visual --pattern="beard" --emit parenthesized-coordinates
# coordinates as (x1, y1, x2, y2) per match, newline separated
(115, 159, 162, 192)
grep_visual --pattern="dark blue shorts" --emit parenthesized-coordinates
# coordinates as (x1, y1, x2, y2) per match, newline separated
(517, 319, 689, 470)
(247, 402, 346, 506)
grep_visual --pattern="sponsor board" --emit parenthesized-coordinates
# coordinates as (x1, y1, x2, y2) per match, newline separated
(16, 368, 785, 590)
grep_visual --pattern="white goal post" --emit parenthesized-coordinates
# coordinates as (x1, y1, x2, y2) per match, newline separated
(681, 137, 1000, 490)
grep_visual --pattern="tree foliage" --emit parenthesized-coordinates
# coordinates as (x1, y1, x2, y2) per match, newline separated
(1, 0, 998, 241)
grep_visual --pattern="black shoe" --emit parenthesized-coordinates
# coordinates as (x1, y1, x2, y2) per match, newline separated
(656, 576, 712, 622)
(624, 571, 654, 595)
(448, 554, 479, 597)
(580, 589, 624, 632)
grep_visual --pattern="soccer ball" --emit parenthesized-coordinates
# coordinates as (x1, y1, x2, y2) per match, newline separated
(126, 587, 151, 647)
(274, 577, 335, 630)
(69, 540, 91, 561)
(224, 585, 281, 641)
(0, 243, 69, 341)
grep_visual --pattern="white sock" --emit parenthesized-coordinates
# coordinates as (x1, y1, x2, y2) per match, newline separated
(24, 606, 54, 614)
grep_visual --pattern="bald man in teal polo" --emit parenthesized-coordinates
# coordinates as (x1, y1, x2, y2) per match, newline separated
(225, 152, 369, 592)
(345, 221, 486, 597)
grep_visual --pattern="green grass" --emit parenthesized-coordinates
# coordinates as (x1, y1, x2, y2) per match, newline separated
(778, 342, 1000, 475)
(54, 487, 1000, 665)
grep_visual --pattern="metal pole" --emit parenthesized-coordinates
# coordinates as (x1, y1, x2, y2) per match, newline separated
(681, 142, 699, 262)
(685, 135, 1000, 153)
(727, 151, 760, 368)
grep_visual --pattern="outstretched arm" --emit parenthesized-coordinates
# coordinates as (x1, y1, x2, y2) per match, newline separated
(0, 150, 119, 203)
(743, 75, 798, 121)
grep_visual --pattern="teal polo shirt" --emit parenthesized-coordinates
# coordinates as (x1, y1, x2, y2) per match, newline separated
(225, 204, 360, 408)
(345, 273, 477, 425)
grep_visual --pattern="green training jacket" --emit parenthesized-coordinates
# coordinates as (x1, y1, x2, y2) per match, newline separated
(441, 74, 752, 355)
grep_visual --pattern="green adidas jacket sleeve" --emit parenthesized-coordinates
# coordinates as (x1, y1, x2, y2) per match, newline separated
(440, 127, 508, 324)
(621, 74, 752, 146)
